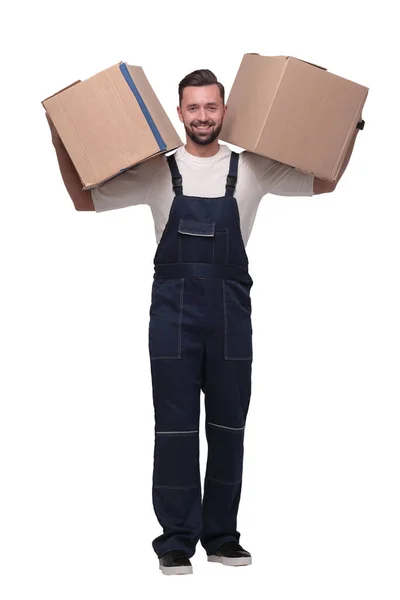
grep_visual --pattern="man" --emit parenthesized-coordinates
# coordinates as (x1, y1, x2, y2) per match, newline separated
(46, 68, 360, 575)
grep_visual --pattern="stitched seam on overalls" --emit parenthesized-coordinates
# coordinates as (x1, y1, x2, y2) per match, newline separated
(150, 278, 184, 360)
(153, 484, 200, 490)
(226, 262, 248, 269)
(226, 227, 229, 263)
(152, 279, 169, 297)
(178, 278, 184, 357)
(223, 279, 228, 360)
(207, 422, 245, 432)
(222, 280, 252, 360)
(206, 476, 242, 486)
(156, 430, 198, 435)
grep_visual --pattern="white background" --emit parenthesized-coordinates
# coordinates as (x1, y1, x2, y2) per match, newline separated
(1, 0, 399, 598)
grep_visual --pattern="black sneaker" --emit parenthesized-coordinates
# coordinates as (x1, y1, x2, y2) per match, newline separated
(207, 541, 252, 566)
(159, 550, 193, 575)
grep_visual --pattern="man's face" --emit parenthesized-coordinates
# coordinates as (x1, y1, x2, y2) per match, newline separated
(177, 84, 227, 146)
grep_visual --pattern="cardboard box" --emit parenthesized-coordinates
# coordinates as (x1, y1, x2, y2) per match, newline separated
(42, 62, 182, 189)
(220, 54, 368, 181)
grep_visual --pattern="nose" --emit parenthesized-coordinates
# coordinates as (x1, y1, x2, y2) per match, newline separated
(198, 107, 207, 122)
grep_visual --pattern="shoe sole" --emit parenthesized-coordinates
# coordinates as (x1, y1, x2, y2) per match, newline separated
(159, 563, 193, 575)
(207, 555, 252, 566)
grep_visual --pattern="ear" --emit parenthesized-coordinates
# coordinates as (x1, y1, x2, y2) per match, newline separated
(177, 105, 183, 123)
(223, 104, 228, 118)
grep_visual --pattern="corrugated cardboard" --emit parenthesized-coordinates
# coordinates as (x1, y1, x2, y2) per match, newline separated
(42, 62, 182, 189)
(220, 54, 369, 181)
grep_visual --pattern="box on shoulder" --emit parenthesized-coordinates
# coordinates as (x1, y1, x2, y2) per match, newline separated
(42, 62, 182, 189)
(220, 53, 368, 181)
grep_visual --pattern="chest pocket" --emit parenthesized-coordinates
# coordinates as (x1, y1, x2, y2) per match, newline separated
(178, 219, 216, 263)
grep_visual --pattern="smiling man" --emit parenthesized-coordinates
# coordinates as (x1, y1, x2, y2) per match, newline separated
(47, 68, 360, 576)
(182, 87, 224, 146)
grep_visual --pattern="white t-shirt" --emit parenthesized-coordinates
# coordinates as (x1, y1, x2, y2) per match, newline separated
(91, 143, 314, 247)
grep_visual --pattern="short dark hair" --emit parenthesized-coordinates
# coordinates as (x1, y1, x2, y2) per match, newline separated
(178, 69, 225, 105)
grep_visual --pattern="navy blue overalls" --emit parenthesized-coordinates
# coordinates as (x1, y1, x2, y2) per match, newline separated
(148, 150, 253, 559)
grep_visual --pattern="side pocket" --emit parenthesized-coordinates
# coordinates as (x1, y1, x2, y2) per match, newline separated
(151, 278, 169, 298)
(222, 279, 253, 360)
(149, 278, 184, 360)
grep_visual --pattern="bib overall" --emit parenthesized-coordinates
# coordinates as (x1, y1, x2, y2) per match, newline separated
(148, 150, 253, 558)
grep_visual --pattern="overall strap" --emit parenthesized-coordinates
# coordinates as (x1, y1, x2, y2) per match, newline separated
(167, 153, 183, 196)
(225, 151, 239, 197)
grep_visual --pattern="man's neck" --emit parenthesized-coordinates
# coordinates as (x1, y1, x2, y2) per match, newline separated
(184, 138, 220, 158)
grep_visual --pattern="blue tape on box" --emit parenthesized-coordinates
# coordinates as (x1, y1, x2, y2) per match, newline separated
(119, 63, 166, 152)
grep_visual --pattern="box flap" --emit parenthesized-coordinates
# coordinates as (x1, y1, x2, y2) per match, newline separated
(246, 53, 326, 71)
(42, 80, 81, 105)
(291, 56, 327, 71)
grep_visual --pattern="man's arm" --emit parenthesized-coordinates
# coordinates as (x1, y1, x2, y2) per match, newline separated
(313, 121, 362, 195)
(46, 112, 94, 211)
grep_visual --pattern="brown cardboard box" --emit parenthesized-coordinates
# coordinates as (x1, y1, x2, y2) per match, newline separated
(42, 62, 182, 189)
(220, 54, 368, 181)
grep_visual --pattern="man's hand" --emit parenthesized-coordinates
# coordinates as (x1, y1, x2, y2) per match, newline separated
(45, 111, 94, 210)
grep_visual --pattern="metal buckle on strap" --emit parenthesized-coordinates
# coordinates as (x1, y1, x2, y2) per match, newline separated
(226, 175, 237, 189)
(172, 176, 183, 187)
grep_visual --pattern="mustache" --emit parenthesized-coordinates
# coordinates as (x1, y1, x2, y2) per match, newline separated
(191, 121, 215, 127)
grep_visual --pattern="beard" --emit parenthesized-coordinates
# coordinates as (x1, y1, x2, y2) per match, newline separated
(184, 119, 223, 146)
